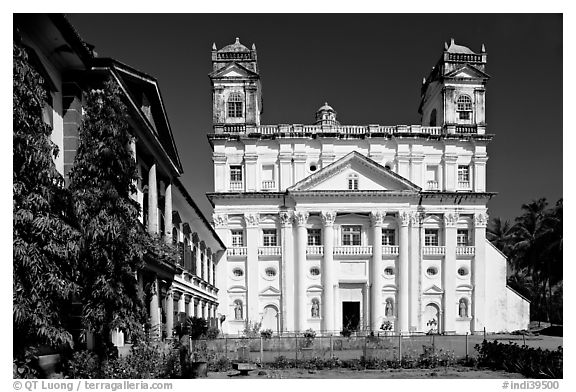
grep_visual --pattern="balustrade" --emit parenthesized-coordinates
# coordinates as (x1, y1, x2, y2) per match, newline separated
(423, 246, 446, 256)
(382, 245, 399, 255)
(261, 180, 276, 190)
(230, 181, 243, 191)
(427, 180, 439, 190)
(456, 246, 476, 256)
(258, 246, 282, 256)
(333, 245, 373, 255)
(306, 245, 324, 255)
(228, 247, 247, 256)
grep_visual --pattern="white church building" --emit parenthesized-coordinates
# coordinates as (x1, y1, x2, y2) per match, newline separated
(208, 38, 530, 335)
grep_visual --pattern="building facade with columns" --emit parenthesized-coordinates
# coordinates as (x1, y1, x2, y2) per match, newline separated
(15, 15, 225, 344)
(208, 38, 529, 335)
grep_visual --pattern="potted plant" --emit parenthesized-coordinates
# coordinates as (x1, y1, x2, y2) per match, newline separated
(300, 329, 316, 359)
(380, 320, 393, 336)
(178, 317, 209, 378)
(426, 319, 438, 335)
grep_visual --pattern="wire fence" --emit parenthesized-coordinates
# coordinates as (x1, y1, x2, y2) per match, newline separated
(188, 332, 557, 365)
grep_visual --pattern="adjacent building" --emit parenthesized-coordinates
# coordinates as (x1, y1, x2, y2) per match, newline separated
(14, 14, 225, 344)
(208, 38, 530, 335)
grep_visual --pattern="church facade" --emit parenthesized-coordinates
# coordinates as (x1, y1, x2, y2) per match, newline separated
(209, 38, 529, 335)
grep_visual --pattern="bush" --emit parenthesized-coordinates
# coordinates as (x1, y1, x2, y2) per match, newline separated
(475, 340, 562, 379)
(417, 345, 457, 368)
(64, 342, 182, 379)
(340, 328, 352, 338)
(186, 317, 208, 340)
(270, 355, 292, 369)
(260, 329, 273, 340)
(208, 356, 232, 372)
(204, 327, 220, 340)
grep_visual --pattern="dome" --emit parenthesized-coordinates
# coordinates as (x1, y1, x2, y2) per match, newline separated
(446, 38, 475, 54)
(317, 102, 335, 112)
(219, 37, 250, 53)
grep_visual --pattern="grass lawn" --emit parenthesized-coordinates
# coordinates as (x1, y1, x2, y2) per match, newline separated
(207, 366, 526, 379)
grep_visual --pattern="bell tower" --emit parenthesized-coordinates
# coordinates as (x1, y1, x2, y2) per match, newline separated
(419, 39, 489, 134)
(209, 38, 262, 132)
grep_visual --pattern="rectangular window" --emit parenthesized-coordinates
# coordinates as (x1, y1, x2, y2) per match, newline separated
(458, 111, 471, 120)
(457, 229, 470, 246)
(426, 165, 439, 190)
(263, 229, 277, 247)
(382, 229, 396, 245)
(342, 225, 362, 246)
(348, 177, 359, 190)
(228, 101, 243, 118)
(231, 230, 244, 247)
(424, 229, 439, 246)
(230, 165, 243, 182)
(307, 229, 322, 246)
(458, 165, 470, 182)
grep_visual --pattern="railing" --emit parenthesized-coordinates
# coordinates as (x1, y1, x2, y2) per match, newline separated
(228, 247, 247, 256)
(423, 246, 446, 256)
(456, 246, 476, 256)
(258, 246, 282, 256)
(230, 181, 243, 191)
(262, 180, 276, 190)
(333, 245, 373, 255)
(306, 245, 324, 255)
(426, 180, 439, 190)
(458, 181, 471, 189)
(420, 126, 442, 135)
(448, 53, 483, 62)
(455, 125, 477, 134)
(382, 245, 399, 255)
(223, 124, 246, 133)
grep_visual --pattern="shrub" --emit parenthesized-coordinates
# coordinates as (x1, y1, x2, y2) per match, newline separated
(303, 329, 316, 347)
(340, 328, 352, 338)
(475, 340, 562, 379)
(204, 327, 220, 340)
(417, 344, 456, 368)
(186, 317, 208, 340)
(270, 355, 292, 369)
(208, 356, 232, 372)
(260, 329, 273, 340)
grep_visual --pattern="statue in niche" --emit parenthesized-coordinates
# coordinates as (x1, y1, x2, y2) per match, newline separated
(385, 298, 394, 317)
(311, 300, 320, 318)
(459, 298, 468, 318)
(234, 301, 243, 320)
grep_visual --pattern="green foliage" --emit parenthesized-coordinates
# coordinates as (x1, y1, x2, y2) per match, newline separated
(13, 347, 40, 379)
(260, 329, 273, 340)
(13, 41, 80, 360)
(302, 328, 316, 347)
(65, 342, 181, 379)
(205, 326, 220, 340)
(417, 344, 457, 368)
(242, 320, 261, 338)
(475, 340, 562, 379)
(488, 198, 563, 324)
(186, 317, 208, 340)
(207, 356, 232, 372)
(68, 78, 147, 351)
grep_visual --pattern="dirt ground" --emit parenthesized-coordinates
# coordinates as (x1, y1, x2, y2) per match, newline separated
(207, 366, 526, 379)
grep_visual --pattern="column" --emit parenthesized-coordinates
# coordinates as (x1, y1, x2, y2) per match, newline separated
(149, 275, 160, 339)
(280, 211, 294, 332)
(213, 214, 229, 331)
(398, 211, 410, 333)
(194, 298, 200, 318)
(164, 182, 172, 243)
(473, 155, 488, 192)
(147, 163, 158, 234)
(443, 154, 458, 192)
(178, 291, 185, 318)
(363, 282, 370, 330)
(279, 152, 293, 190)
(166, 290, 174, 339)
(473, 212, 488, 333)
(245, 154, 258, 192)
(185, 295, 193, 318)
(294, 210, 309, 331)
(195, 241, 201, 277)
(370, 211, 384, 331)
(244, 213, 260, 323)
(409, 212, 422, 331)
(321, 211, 336, 332)
(202, 300, 207, 319)
(213, 153, 227, 192)
(443, 212, 458, 334)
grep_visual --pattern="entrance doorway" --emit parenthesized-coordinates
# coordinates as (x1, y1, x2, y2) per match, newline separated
(261, 305, 279, 333)
(342, 301, 360, 330)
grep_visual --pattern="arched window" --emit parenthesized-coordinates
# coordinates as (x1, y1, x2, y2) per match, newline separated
(311, 298, 320, 318)
(348, 173, 359, 190)
(233, 299, 243, 320)
(172, 227, 178, 244)
(459, 298, 469, 318)
(456, 95, 473, 120)
(227, 92, 243, 118)
(430, 109, 437, 126)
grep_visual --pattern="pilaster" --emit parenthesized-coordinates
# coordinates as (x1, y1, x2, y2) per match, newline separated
(473, 212, 488, 333)
(164, 182, 173, 243)
(443, 154, 458, 192)
(321, 210, 336, 332)
(147, 164, 159, 234)
(409, 211, 423, 330)
(294, 210, 309, 331)
(244, 213, 260, 323)
(397, 211, 410, 333)
(443, 212, 458, 334)
(165, 289, 174, 339)
(369, 210, 384, 331)
(279, 211, 294, 331)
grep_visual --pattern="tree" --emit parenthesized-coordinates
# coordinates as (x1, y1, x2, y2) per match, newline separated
(487, 217, 513, 258)
(13, 41, 80, 363)
(68, 78, 147, 355)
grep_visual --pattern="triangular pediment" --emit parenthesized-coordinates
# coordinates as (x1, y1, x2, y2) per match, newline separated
(423, 285, 444, 295)
(288, 151, 421, 192)
(260, 286, 281, 296)
(445, 64, 490, 79)
(210, 62, 259, 79)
